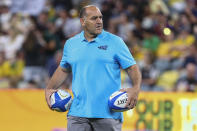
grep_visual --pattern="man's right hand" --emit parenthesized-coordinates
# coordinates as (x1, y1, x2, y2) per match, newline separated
(44, 66, 70, 109)
(45, 88, 57, 109)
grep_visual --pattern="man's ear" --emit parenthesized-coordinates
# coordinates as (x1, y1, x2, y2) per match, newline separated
(80, 18, 85, 26)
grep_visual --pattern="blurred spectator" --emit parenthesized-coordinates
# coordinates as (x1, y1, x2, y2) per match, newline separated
(183, 41, 197, 67)
(117, 13, 135, 42)
(0, 50, 24, 88)
(36, 11, 49, 33)
(156, 31, 175, 72)
(43, 21, 61, 59)
(46, 49, 72, 89)
(0, 4, 12, 32)
(156, 70, 179, 91)
(168, 0, 186, 13)
(0, 26, 25, 60)
(55, 9, 81, 39)
(156, 28, 195, 72)
(7, 50, 24, 88)
(193, 24, 197, 40)
(132, 19, 144, 41)
(175, 63, 197, 92)
(185, 0, 197, 24)
(142, 29, 160, 53)
(50, 0, 73, 11)
(46, 50, 62, 77)
(149, 0, 170, 15)
(124, 0, 149, 21)
(138, 51, 162, 91)
(0, 51, 10, 88)
(112, 0, 124, 17)
(11, 0, 46, 16)
(127, 33, 143, 61)
(141, 5, 154, 30)
(172, 28, 195, 60)
(176, 13, 192, 33)
(22, 27, 47, 89)
(100, 1, 112, 30)
(152, 12, 168, 39)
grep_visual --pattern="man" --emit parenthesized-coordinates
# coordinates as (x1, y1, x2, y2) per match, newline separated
(45, 5, 141, 131)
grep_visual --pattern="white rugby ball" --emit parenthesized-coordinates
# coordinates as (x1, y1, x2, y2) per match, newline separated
(50, 89, 72, 112)
(108, 91, 129, 112)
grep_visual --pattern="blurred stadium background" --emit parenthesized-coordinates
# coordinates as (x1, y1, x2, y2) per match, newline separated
(0, 0, 197, 131)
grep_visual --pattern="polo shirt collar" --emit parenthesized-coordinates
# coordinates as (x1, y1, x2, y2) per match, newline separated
(80, 30, 105, 43)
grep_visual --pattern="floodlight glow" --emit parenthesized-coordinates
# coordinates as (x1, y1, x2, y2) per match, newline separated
(163, 28, 171, 35)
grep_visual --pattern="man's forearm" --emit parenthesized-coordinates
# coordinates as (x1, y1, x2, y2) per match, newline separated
(125, 64, 142, 90)
(46, 65, 70, 89)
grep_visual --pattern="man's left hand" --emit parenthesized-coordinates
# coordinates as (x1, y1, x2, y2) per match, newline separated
(120, 87, 140, 109)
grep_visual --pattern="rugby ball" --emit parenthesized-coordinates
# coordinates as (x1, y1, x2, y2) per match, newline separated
(50, 89, 72, 112)
(108, 91, 129, 112)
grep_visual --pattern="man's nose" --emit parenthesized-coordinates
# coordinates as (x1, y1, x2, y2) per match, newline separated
(96, 18, 102, 24)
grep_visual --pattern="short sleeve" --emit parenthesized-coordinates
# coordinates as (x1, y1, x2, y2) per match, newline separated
(60, 41, 71, 69)
(115, 38, 136, 69)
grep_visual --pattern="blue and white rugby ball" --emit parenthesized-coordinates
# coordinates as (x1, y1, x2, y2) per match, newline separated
(50, 89, 72, 112)
(108, 91, 129, 112)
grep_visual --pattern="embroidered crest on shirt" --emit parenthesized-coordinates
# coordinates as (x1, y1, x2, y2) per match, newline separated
(98, 45, 108, 50)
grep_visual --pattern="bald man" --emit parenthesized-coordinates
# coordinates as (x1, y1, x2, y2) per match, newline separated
(45, 5, 141, 131)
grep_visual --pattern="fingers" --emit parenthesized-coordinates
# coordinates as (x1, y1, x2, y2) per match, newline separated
(119, 88, 127, 92)
(126, 99, 137, 109)
(45, 88, 57, 108)
(119, 88, 139, 109)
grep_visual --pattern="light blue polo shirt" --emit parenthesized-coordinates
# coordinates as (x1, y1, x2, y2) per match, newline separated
(60, 30, 136, 121)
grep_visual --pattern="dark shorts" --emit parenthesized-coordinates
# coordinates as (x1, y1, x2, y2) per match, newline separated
(67, 116, 122, 131)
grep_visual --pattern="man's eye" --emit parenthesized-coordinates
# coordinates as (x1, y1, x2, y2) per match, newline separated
(91, 17, 97, 20)
(91, 16, 102, 20)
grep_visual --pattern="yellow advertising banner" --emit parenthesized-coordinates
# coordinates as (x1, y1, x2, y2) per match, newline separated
(123, 92, 197, 131)
(0, 90, 197, 131)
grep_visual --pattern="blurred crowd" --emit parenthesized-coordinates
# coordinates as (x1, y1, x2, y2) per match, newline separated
(0, 0, 197, 92)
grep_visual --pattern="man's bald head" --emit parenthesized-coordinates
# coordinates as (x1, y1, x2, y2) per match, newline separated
(79, 5, 103, 39)
(79, 5, 100, 18)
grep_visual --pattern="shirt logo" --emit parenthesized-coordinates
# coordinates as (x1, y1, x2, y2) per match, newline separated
(98, 45, 108, 50)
